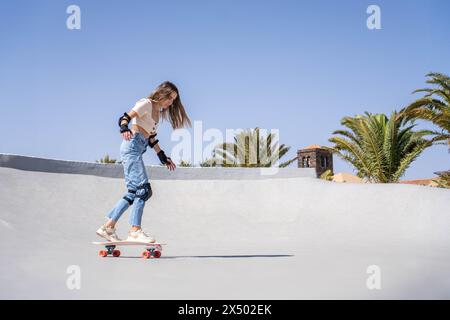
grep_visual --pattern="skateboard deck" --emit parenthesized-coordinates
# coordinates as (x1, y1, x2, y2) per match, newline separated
(93, 241, 165, 259)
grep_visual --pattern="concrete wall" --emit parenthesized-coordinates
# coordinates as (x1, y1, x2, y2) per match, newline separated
(0, 153, 316, 180)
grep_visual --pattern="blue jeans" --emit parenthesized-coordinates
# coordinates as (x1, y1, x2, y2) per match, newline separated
(106, 133, 150, 226)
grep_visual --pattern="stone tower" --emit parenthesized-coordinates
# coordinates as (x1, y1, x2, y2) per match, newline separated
(297, 145, 333, 178)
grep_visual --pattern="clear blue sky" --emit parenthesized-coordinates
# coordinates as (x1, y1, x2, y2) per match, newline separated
(1, 0, 449, 179)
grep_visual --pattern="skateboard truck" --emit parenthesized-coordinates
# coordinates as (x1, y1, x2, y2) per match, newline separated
(142, 246, 162, 259)
(98, 245, 121, 258)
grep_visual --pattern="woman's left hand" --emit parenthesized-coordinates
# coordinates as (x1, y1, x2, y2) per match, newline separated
(166, 158, 176, 171)
(157, 150, 176, 171)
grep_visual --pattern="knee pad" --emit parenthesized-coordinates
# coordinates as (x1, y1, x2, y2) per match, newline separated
(122, 190, 136, 206)
(123, 196, 134, 205)
(135, 182, 152, 202)
(123, 189, 136, 205)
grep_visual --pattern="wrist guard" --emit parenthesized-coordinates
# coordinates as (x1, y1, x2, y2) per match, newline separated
(118, 112, 132, 133)
(157, 150, 171, 165)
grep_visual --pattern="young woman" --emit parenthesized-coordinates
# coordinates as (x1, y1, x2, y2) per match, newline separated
(96, 81, 191, 243)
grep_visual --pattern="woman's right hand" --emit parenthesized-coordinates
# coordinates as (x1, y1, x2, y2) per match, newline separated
(122, 130, 133, 141)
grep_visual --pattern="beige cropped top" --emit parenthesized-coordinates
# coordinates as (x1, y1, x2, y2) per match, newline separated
(130, 98, 159, 135)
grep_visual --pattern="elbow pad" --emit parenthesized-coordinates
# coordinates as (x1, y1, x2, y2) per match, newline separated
(118, 112, 132, 133)
(149, 139, 159, 148)
(148, 133, 158, 148)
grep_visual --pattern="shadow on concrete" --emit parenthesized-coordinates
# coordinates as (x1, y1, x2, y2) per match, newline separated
(114, 254, 294, 259)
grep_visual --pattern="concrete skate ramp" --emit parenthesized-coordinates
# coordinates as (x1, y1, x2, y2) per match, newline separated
(1, 157, 450, 299)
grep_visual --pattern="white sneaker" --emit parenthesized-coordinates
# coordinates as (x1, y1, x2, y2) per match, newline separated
(126, 229, 155, 243)
(96, 225, 122, 242)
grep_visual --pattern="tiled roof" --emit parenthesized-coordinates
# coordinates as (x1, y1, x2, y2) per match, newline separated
(332, 172, 364, 183)
(399, 179, 436, 186)
(303, 144, 324, 150)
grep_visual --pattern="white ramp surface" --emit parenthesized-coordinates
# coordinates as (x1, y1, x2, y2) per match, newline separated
(1, 162, 450, 299)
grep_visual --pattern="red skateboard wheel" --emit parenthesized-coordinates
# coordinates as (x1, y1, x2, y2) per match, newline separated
(99, 250, 108, 257)
(112, 250, 121, 257)
(142, 251, 151, 259)
(153, 250, 161, 258)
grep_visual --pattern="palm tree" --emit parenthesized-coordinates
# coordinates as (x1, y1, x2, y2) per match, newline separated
(433, 171, 450, 189)
(320, 169, 334, 181)
(400, 72, 450, 152)
(327, 111, 437, 183)
(203, 127, 292, 167)
(199, 158, 218, 167)
(179, 160, 193, 167)
(96, 154, 119, 164)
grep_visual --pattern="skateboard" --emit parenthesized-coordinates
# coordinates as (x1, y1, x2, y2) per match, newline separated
(92, 241, 165, 259)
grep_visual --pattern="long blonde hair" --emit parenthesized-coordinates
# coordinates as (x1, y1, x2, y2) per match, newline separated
(148, 81, 192, 129)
